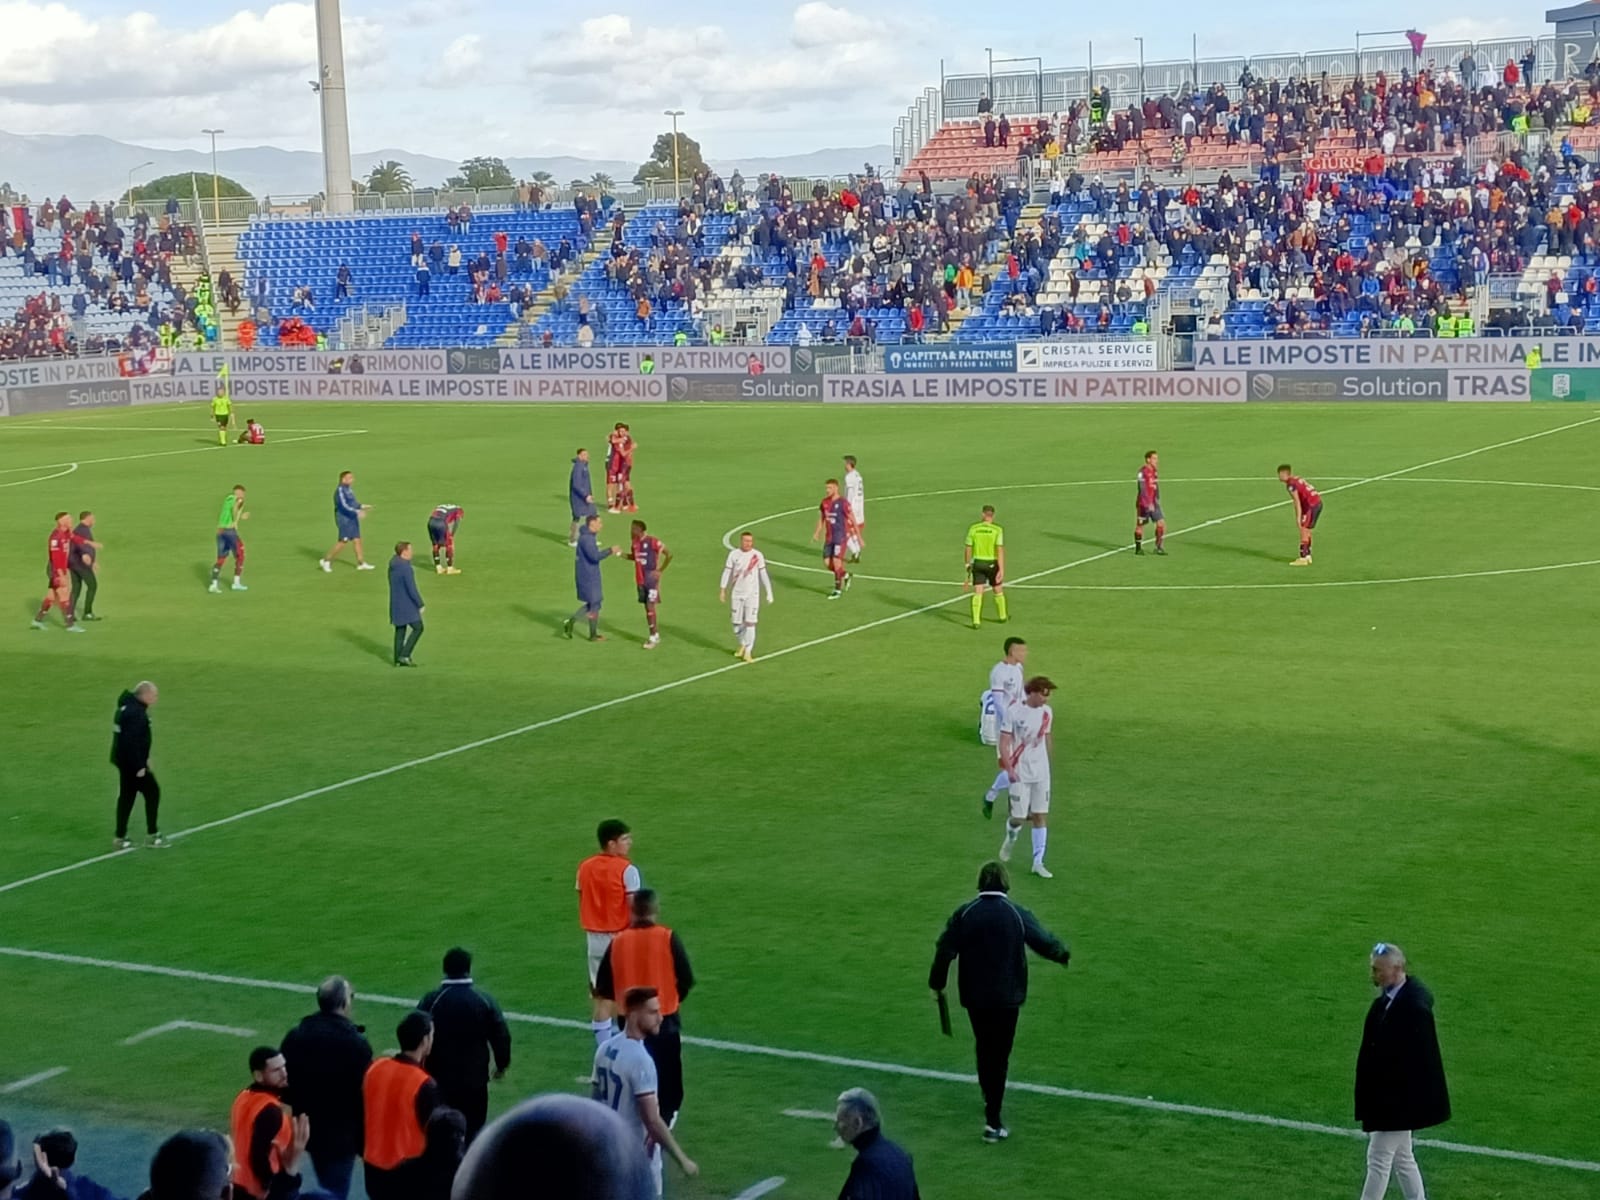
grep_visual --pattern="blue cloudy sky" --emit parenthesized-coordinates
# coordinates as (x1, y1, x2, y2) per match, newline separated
(0, 1, 1545, 160)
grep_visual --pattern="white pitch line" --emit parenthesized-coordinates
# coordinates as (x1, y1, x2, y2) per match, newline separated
(0, 429, 366, 475)
(122, 1019, 257, 1045)
(2, 415, 1597, 901)
(729, 1179, 785, 1200)
(1, 1066, 69, 1093)
(0, 944, 1593, 1175)
(0, 463, 78, 488)
(0, 425, 374, 434)
(781, 1108, 836, 1120)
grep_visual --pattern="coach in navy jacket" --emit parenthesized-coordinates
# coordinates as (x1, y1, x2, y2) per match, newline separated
(388, 542, 425, 666)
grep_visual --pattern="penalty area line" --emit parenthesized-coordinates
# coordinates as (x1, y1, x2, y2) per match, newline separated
(0, 945, 1593, 1175)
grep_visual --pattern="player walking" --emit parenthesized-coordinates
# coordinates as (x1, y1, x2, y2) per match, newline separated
(320, 471, 375, 572)
(1134, 450, 1166, 555)
(812, 479, 857, 599)
(625, 520, 671, 649)
(964, 505, 1008, 627)
(427, 504, 464, 575)
(719, 531, 775, 661)
(1278, 464, 1323, 566)
(32, 511, 97, 631)
(607, 423, 636, 513)
(843, 455, 866, 562)
(209, 485, 250, 593)
(211, 371, 233, 446)
(592, 988, 698, 1191)
(980, 637, 1028, 818)
(998, 676, 1057, 878)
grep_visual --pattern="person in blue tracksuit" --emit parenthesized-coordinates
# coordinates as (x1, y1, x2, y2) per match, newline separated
(569, 449, 597, 546)
(564, 516, 619, 642)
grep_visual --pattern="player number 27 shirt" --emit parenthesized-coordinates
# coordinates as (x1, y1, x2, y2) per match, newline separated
(1002, 704, 1053, 784)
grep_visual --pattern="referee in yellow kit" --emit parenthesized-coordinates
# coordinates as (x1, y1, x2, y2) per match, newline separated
(963, 505, 1007, 628)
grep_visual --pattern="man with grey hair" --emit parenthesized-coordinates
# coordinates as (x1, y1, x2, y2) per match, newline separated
(111, 681, 162, 850)
(1354, 942, 1451, 1200)
(282, 975, 373, 1199)
(833, 1089, 919, 1199)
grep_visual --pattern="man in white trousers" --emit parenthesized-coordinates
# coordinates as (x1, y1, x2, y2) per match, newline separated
(719, 530, 774, 662)
(843, 455, 865, 561)
(1354, 942, 1451, 1200)
(997, 676, 1056, 878)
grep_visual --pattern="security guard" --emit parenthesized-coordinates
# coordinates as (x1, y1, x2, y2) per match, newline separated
(361, 1012, 438, 1200)
(230, 1047, 309, 1200)
(1131, 315, 1150, 335)
(595, 889, 695, 1126)
(1455, 312, 1475, 338)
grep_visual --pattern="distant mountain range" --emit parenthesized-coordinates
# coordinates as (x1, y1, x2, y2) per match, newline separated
(0, 131, 895, 202)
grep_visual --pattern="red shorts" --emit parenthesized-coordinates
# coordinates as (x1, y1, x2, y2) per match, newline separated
(47, 568, 68, 589)
(607, 465, 631, 485)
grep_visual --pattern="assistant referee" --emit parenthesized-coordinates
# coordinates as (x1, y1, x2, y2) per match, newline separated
(929, 860, 1070, 1142)
(963, 505, 1008, 628)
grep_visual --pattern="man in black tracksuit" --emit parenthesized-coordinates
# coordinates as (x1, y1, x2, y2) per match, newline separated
(68, 511, 101, 620)
(110, 681, 163, 849)
(418, 948, 511, 1141)
(282, 975, 373, 1200)
(929, 861, 1070, 1141)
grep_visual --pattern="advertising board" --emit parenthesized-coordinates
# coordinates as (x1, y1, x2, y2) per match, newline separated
(5, 380, 133, 414)
(667, 375, 822, 401)
(884, 345, 1017, 373)
(1193, 339, 1583, 371)
(1015, 340, 1158, 373)
(1530, 368, 1600, 400)
(823, 372, 1246, 403)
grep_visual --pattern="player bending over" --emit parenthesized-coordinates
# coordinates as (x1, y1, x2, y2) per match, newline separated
(812, 479, 857, 599)
(1134, 450, 1166, 555)
(964, 505, 1007, 627)
(719, 530, 775, 661)
(998, 675, 1057, 879)
(428, 504, 464, 574)
(626, 520, 671, 649)
(209, 485, 250, 593)
(843, 455, 866, 562)
(1278, 464, 1323, 566)
(32, 512, 98, 632)
(237, 418, 265, 445)
(980, 637, 1028, 818)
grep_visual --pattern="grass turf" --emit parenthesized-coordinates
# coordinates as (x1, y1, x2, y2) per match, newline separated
(1, 400, 1597, 1199)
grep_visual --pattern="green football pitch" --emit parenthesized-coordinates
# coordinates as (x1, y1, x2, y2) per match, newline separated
(1, 399, 1597, 1199)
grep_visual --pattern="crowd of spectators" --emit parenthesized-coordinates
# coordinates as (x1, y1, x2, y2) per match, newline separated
(0, 189, 221, 361)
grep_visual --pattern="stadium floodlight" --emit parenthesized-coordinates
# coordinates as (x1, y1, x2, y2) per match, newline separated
(127, 161, 154, 212)
(201, 130, 224, 224)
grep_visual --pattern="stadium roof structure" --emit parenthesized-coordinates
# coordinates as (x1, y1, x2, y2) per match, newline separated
(1547, 1, 1600, 23)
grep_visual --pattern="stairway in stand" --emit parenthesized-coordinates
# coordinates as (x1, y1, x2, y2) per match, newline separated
(169, 221, 249, 347)
(496, 241, 608, 348)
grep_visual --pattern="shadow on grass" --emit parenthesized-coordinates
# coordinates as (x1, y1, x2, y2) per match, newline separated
(1181, 537, 1283, 563)
(519, 524, 575, 547)
(1041, 531, 1127, 553)
(332, 627, 393, 664)
(1437, 714, 1600, 773)
(512, 604, 573, 638)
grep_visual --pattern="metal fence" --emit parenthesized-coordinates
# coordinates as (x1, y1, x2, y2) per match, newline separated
(897, 34, 1562, 162)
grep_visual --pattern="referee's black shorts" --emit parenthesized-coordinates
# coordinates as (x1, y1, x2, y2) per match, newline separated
(971, 560, 1000, 588)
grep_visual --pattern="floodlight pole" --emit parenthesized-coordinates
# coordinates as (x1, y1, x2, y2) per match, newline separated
(665, 109, 685, 202)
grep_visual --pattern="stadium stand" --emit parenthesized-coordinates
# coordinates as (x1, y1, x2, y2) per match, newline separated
(0, 196, 198, 361)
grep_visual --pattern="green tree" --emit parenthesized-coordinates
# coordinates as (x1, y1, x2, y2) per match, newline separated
(444, 156, 515, 190)
(528, 170, 555, 186)
(634, 130, 708, 185)
(123, 172, 253, 206)
(365, 160, 413, 193)
(589, 172, 615, 193)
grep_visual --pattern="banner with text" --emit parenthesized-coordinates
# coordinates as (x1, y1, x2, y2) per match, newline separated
(1016, 339, 1157, 373)
(824, 372, 1246, 403)
(131, 368, 667, 404)
(1193, 339, 1580, 371)
(1530, 368, 1600, 400)
(1235, 369, 1527, 402)
(884, 345, 1018, 373)
(667, 374, 822, 402)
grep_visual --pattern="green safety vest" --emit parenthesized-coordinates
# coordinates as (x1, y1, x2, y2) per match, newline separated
(1526, 347, 1542, 368)
(1131, 319, 1150, 335)
(709, 329, 726, 344)
(672, 331, 688, 346)
(315, 334, 327, 351)
(1436, 315, 1455, 338)
(1455, 315, 1474, 337)
(159, 325, 177, 348)
(1396, 317, 1414, 332)
(639, 359, 656, 374)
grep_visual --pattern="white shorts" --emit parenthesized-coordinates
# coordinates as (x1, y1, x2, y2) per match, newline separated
(585, 931, 614, 988)
(1008, 780, 1050, 820)
(731, 595, 761, 626)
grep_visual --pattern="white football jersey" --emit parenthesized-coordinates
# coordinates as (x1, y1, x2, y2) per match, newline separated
(1002, 703, 1053, 784)
(844, 469, 865, 521)
(592, 1033, 657, 1149)
(721, 548, 771, 599)
(988, 660, 1025, 716)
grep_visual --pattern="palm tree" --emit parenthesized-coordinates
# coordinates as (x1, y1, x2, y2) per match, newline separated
(589, 172, 615, 193)
(365, 160, 413, 194)
(529, 170, 555, 186)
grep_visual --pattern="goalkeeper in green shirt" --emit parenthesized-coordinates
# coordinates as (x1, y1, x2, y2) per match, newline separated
(209, 485, 250, 593)
(963, 506, 1008, 628)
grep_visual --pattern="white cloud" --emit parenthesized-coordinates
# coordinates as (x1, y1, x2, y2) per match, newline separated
(434, 33, 484, 85)
(0, 3, 384, 103)
(522, 6, 923, 116)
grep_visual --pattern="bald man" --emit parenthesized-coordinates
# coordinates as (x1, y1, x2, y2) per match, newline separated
(1353, 942, 1451, 1200)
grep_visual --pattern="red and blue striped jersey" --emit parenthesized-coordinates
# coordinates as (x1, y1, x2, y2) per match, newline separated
(632, 534, 665, 585)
